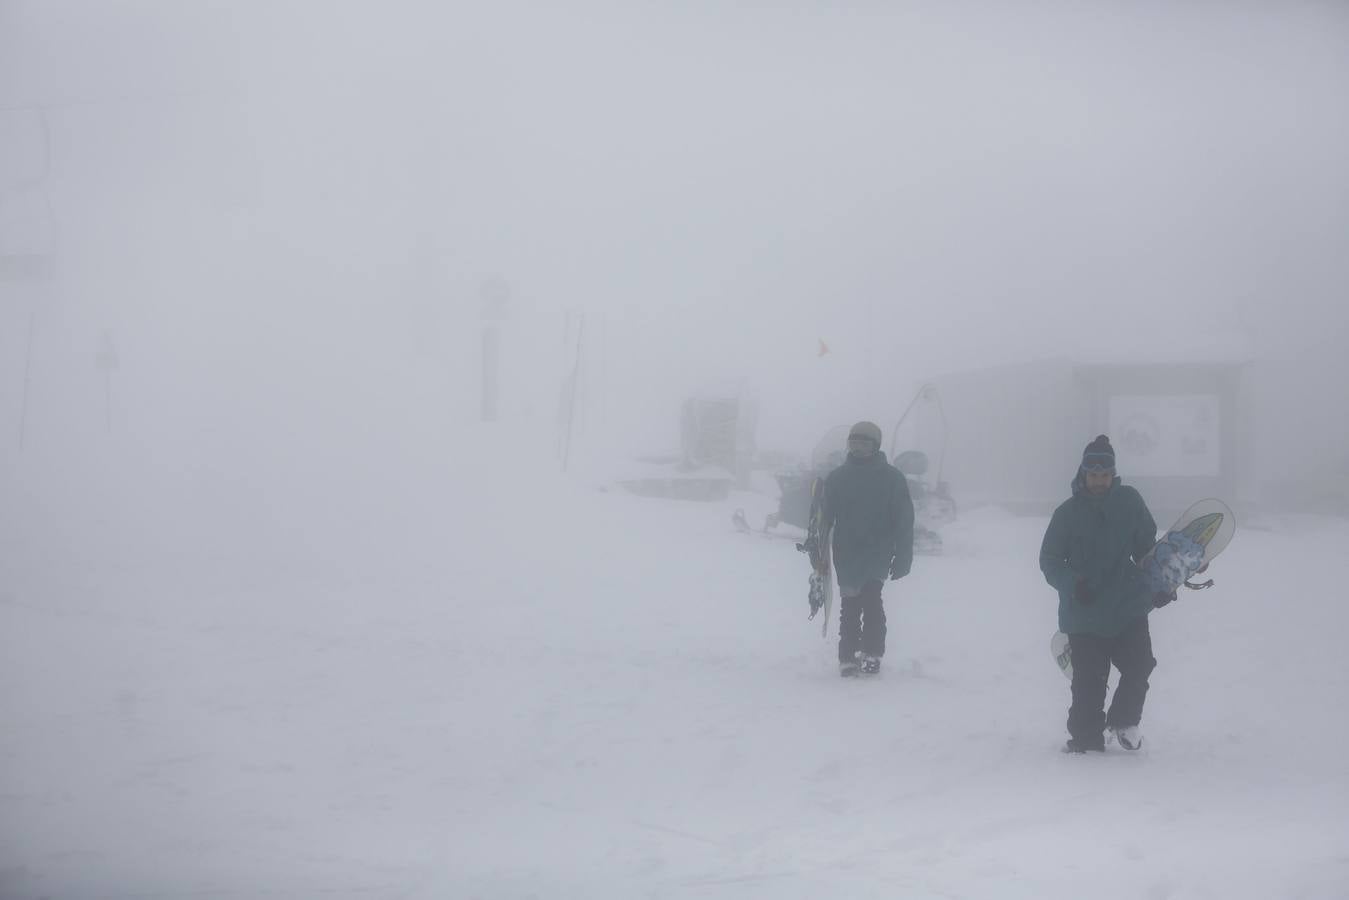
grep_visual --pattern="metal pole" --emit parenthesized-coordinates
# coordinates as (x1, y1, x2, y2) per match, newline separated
(18, 307, 35, 450)
(886, 382, 930, 460)
(562, 315, 585, 473)
(600, 312, 608, 426)
(481, 325, 499, 422)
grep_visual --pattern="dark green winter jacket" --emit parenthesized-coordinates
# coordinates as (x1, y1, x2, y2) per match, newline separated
(824, 450, 915, 595)
(1039, 474, 1159, 637)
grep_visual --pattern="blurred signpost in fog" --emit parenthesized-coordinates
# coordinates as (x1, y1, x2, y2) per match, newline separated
(15, 306, 36, 450)
(559, 310, 585, 472)
(479, 277, 511, 423)
(1, 107, 56, 452)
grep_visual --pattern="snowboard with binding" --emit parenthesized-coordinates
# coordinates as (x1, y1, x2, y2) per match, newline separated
(1138, 498, 1235, 594)
(796, 477, 834, 638)
(1052, 498, 1235, 680)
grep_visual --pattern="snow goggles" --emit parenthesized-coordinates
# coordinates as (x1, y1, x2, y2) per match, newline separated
(1080, 460, 1116, 474)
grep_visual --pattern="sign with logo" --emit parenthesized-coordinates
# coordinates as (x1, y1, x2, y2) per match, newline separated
(1108, 394, 1220, 477)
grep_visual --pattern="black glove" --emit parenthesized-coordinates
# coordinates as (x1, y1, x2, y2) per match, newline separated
(889, 558, 909, 581)
(1153, 590, 1177, 609)
(1073, 577, 1093, 606)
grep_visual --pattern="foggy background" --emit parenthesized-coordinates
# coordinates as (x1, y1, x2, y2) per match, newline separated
(4, 2, 1347, 490)
(4, 3, 1349, 898)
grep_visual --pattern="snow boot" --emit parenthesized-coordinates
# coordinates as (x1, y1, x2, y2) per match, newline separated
(839, 658, 860, 678)
(860, 654, 881, 675)
(1109, 725, 1143, 750)
(1062, 737, 1105, 754)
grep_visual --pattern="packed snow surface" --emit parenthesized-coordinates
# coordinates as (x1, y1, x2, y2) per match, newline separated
(3, 447, 1347, 899)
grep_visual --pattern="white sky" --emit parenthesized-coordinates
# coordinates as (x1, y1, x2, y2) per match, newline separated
(2, 0, 1347, 456)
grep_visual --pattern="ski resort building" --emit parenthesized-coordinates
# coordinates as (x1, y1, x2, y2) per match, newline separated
(927, 347, 1348, 519)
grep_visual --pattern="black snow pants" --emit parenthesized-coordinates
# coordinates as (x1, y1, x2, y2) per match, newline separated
(838, 580, 886, 662)
(1067, 615, 1156, 749)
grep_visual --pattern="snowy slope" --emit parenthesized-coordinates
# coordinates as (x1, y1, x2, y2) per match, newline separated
(2, 448, 1348, 899)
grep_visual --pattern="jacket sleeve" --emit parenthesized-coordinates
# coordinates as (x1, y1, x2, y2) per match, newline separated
(1130, 491, 1159, 564)
(1039, 508, 1076, 594)
(890, 470, 915, 576)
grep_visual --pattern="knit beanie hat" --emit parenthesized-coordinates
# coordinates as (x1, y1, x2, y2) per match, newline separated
(1081, 434, 1116, 473)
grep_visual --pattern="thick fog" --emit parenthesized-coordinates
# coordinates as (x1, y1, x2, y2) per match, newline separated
(3, 4, 1349, 897)
(4, 3, 1348, 480)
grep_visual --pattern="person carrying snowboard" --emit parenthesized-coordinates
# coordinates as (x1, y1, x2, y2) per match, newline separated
(821, 421, 915, 677)
(1040, 435, 1173, 753)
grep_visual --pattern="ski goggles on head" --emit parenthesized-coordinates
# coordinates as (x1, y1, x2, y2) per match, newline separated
(1080, 459, 1116, 474)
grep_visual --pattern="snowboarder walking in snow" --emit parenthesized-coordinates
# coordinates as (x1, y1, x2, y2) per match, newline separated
(1040, 435, 1172, 753)
(822, 421, 915, 677)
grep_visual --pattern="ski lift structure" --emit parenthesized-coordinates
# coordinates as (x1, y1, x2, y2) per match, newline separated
(886, 383, 957, 554)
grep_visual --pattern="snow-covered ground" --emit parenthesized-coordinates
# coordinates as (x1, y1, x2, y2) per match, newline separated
(3, 444, 1348, 899)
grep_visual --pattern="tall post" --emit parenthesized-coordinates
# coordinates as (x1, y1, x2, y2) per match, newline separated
(479, 277, 510, 423)
(480, 325, 499, 422)
(18, 307, 36, 450)
(562, 314, 584, 473)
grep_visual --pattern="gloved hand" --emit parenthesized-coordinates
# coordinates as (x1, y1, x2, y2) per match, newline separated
(1153, 590, 1177, 608)
(889, 558, 909, 581)
(807, 572, 827, 618)
(1073, 577, 1093, 605)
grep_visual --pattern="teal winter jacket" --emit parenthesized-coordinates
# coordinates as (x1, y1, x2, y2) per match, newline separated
(1039, 474, 1159, 638)
(824, 450, 915, 595)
